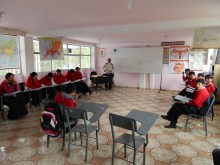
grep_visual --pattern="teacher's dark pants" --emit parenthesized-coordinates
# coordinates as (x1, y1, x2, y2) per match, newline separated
(213, 148, 220, 165)
(103, 73, 114, 90)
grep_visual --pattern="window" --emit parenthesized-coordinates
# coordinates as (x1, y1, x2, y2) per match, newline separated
(34, 40, 92, 72)
(0, 35, 21, 75)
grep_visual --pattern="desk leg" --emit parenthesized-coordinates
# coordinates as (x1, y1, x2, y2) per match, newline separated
(96, 84, 98, 94)
(0, 96, 3, 119)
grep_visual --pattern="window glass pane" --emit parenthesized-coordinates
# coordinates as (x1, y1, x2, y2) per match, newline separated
(34, 53, 51, 72)
(68, 56, 80, 69)
(68, 45, 80, 54)
(33, 40, 39, 53)
(81, 56, 90, 68)
(0, 69, 20, 76)
(81, 46, 91, 55)
(63, 44, 67, 54)
(52, 56, 68, 70)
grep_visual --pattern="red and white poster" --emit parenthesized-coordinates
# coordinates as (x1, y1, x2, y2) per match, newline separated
(169, 46, 190, 74)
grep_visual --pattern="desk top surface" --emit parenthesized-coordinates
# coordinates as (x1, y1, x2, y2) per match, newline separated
(126, 109, 159, 135)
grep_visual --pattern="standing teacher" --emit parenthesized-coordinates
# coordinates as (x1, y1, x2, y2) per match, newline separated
(103, 58, 115, 90)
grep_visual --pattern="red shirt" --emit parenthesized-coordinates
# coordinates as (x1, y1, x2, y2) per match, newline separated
(40, 75, 52, 86)
(186, 77, 197, 88)
(206, 82, 215, 96)
(74, 71, 83, 80)
(53, 73, 65, 84)
(25, 76, 41, 89)
(54, 92, 76, 108)
(188, 87, 209, 108)
(182, 75, 188, 81)
(0, 80, 19, 94)
(65, 71, 76, 81)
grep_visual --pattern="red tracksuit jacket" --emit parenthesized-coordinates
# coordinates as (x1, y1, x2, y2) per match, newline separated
(40, 75, 52, 86)
(188, 87, 209, 108)
(74, 71, 83, 80)
(54, 92, 77, 108)
(0, 80, 19, 94)
(53, 73, 66, 84)
(64, 71, 76, 81)
(205, 82, 215, 96)
(25, 76, 41, 89)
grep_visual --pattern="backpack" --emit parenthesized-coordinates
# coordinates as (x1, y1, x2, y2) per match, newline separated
(40, 102, 63, 137)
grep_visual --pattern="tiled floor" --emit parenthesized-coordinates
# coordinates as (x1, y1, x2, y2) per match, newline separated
(0, 87, 219, 165)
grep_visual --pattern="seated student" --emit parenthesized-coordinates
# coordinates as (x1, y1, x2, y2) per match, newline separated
(182, 68, 190, 82)
(0, 73, 28, 119)
(162, 79, 209, 128)
(205, 74, 215, 96)
(74, 67, 92, 95)
(25, 72, 42, 107)
(177, 71, 198, 98)
(197, 73, 204, 80)
(53, 69, 66, 85)
(65, 69, 76, 82)
(40, 72, 57, 100)
(54, 84, 77, 108)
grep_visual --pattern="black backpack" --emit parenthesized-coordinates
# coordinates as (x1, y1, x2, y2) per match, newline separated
(40, 103, 63, 137)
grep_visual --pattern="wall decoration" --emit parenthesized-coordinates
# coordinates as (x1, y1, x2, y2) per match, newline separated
(98, 48, 105, 57)
(163, 48, 169, 64)
(193, 27, 220, 48)
(169, 46, 190, 74)
(0, 35, 20, 69)
(189, 49, 208, 71)
(39, 38, 63, 60)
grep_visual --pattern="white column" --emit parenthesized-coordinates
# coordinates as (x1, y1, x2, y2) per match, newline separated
(139, 73, 146, 89)
(150, 74, 155, 89)
(20, 37, 34, 81)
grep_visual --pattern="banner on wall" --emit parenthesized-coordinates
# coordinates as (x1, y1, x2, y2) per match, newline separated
(0, 35, 20, 69)
(169, 46, 190, 74)
(39, 38, 63, 60)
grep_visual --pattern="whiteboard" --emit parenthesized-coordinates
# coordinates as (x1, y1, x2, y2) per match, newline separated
(112, 47, 163, 74)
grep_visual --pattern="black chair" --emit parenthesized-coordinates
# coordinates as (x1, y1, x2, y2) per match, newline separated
(212, 87, 219, 121)
(109, 113, 147, 165)
(62, 106, 99, 161)
(185, 96, 216, 136)
(18, 82, 34, 112)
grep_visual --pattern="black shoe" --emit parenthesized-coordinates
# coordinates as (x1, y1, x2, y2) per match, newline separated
(161, 115, 171, 121)
(164, 124, 177, 129)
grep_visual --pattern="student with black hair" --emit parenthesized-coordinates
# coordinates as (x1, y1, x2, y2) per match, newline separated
(53, 69, 66, 85)
(0, 73, 28, 119)
(40, 72, 57, 100)
(182, 68, 190, 82)
(75, 67, 92, 95)
(0, 73, 19, 94)
(162, 79, 209, 128)
(205, 74, 215, 96)
(54, 84, 77, 108)
(197, 73, 204, 80)
(25, 72, 42, 107)
(176, 71, 198, 98)
(64, 69, 76, 82)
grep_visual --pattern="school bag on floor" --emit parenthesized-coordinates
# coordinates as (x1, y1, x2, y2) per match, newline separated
(40, 102, 63, 137)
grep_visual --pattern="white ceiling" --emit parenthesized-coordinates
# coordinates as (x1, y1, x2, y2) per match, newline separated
(1, 0, 220, 46)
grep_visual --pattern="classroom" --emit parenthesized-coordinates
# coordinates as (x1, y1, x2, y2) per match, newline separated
(0, 0, 220, 164)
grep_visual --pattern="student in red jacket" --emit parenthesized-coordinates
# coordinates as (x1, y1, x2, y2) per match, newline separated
(74, 67, 92, 95)
(53, 69, 66, 85)
(177, 71, 197, 98)
(162, 79, 209, 128)
(205, 74, 215, 96)
(0, 73, 28, 119)
(40, 72, 57, 100)
(182, 68, 190, 82)
(65, 69, 76, 82)
(25, 72, 42, 107)
(54, 84, 77, 108)
(197, 73, 205, 80)
(0, 73, 19, 94)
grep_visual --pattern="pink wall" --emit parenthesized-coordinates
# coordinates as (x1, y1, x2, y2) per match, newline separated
(96, 48, 185, 91)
